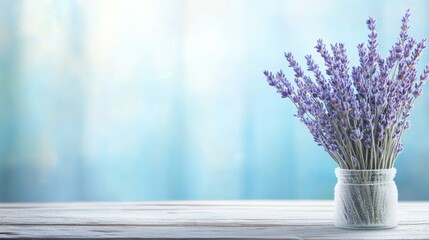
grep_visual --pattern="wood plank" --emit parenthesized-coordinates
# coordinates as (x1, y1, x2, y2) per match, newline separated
(0, 201, 428, 239)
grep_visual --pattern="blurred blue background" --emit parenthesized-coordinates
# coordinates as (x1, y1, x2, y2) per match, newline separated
(0, 0, 428, 202)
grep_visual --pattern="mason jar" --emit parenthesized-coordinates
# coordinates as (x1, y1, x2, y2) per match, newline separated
(334, 168, 398, 229)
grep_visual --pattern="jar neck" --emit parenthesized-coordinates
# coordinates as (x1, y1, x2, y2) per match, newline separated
(335, 168, 396, 184)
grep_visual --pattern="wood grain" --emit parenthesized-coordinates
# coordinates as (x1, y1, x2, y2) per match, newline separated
(0, 201, 428, 239)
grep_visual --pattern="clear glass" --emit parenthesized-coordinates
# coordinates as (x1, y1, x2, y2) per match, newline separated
(334, 168, 398, 229)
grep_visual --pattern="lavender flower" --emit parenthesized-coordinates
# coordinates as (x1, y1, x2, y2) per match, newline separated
(264, 10, 428, 169)
(351, 156, 359, 166)
(350, 129, 363, 141)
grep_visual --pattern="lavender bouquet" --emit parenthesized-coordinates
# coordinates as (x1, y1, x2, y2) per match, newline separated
(264, 10, 429, 170)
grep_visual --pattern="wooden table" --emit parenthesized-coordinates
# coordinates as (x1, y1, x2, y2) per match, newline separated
(0, 201, 428, 239)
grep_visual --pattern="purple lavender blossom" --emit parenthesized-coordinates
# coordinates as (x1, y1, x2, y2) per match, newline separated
(264, 10, 428, 169)
(350, 129, 363, 141)
(351, 156, 359, 166)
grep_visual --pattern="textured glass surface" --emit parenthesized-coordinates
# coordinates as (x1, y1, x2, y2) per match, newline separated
(334, 168, 398, 229)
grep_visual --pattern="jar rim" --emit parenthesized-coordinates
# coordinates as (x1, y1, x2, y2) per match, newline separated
(335, 167, 396, 174)
(335, 168, 397, 184)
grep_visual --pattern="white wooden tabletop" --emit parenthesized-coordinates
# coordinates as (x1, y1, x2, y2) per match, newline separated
(0, 201, 428, 239)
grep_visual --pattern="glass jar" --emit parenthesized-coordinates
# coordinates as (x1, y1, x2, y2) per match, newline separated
(334, 168, 398, 229)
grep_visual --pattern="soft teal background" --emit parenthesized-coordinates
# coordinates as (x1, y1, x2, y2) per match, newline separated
(0, 0, 428, 202)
